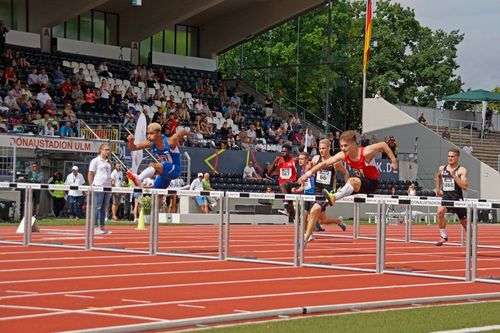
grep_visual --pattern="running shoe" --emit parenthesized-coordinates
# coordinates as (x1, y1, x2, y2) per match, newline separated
(126, 170, 140, 187)
(94, 228, 104, 234)
(306, 234, 316, 242)
(322, 188, 336, 206)
(278, 209, 289, 216)
(435, 236, 448, 246)
(338, 216, 347, 231)
(314, 222, 325, 232)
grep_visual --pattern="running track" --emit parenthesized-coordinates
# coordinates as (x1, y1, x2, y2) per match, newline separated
(1, 224, 500, 332)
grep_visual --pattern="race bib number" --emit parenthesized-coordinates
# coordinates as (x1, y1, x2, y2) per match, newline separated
(304, 178, 312, 191)
(316, 170, 332, 185)
(443, 178, 455, 191)
(280, 168, 292, 179)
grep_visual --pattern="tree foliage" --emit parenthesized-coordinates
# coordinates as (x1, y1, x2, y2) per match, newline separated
(218, 0, 464, 130)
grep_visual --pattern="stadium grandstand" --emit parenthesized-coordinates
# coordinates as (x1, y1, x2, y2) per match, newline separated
(0, 1, 499, 332)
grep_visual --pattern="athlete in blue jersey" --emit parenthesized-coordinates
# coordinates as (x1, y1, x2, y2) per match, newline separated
(126, 122, 190, 188)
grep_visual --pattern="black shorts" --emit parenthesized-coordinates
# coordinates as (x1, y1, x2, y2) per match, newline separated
(355, 178, 379, 194)
(446, 207, 467, 220)
(304, 200, 327, 212)
(32, 190, 41, 204)
(281, 182, 298, 193)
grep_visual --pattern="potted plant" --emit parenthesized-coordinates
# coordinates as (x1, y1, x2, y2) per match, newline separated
(141, 195, 152, 223)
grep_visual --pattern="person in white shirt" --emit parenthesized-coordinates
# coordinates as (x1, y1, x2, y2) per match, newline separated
(462, 140, 473, 155)
(88, 144, 112, 234)
(243, 161, 260, 179)
(65, 166, 86, 220)
(190, 173, 209, 213)
(110, 162, 124, 221)
(36, 87, 52, 108)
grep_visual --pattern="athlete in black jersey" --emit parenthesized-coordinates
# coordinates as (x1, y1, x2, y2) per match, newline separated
(303, 139, 348, 243)
(435, 148, 468, 246)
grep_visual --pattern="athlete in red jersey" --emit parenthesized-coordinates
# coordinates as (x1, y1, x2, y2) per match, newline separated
(298, 130, 398, 206)
(268, 144, 297, 222)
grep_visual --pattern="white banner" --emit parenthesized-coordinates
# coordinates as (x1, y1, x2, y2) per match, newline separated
(131, 112, 147, 174)
(2, 135, 100, 152)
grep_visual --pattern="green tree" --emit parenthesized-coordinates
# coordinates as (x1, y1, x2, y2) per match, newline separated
(218, 0, 464, 130)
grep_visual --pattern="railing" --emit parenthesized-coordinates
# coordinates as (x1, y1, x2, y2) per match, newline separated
(436, 118, 483, 146)
(498, 154, 500, 172)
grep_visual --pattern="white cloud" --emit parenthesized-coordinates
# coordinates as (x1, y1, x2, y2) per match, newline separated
(390, 0, 500, 90)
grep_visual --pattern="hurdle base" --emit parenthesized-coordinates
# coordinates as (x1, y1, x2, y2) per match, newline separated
(159, 213, 288, 225)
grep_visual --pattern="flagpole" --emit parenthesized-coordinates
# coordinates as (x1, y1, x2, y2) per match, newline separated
(362, 0, 372, 126)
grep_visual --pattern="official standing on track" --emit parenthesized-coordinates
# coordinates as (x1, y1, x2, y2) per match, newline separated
(88, 144, 112, 234)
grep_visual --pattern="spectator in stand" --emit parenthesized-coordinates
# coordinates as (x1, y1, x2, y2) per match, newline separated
(3, 90, 20, 111)
(264, 92, 274, 117)
(190, 173, 209, 214)
(266, 123, 277, 143)
(243, 161, 260, 179)
(11, 83, 22, 101)
(441, 127, 451, 140)
(38, 68, 49, 87)
(247, 124, 257, 143)
(227, 128, 236, 149)
(60, 120, 73, 138)
(360, 133, 370, 147)
(0, 116, 7, 133)
(21, 83, 32, 100)
(111, 85, 122, 104)
(371, 133, 379, 144)
(36, 86, 52, 108)
(27, 162, 43, 221)
(71, 84, 84, 108)
(305, 129, 315, 151)
(167, 114, 178, 135)
(65, 166, 85, 220)
(408, 183, 417, 196)
(124, 86, 137, 104)
(145, 67, 157, 87)
(178, 100, 190, 122)
(82, 87, 95, 112)
(27, 67, 40, 89)
(463, 140, 474, 155)
(230, 91, 241, 112)
(292, 128, 305, 146)
(374, 89, 383, 99)
(98, 61, 111, 78)
(0, 21, 9, 56)
(382, 136, 398, 159)
(3, 65, 16, 86)
(19, 94, 33, 114)
(202, 100, 211, 116)
(61, 78, 73, 103)
(194, 99, 204, 115)
(41, 121, 56, 136)
(12, 51, 30, 68)
(418, 111, 428, 126)
(200, 117, 213, 138)
(52, 64, 65, 86)
(43, 99, 57, 117)
(73, 68, 86, 86)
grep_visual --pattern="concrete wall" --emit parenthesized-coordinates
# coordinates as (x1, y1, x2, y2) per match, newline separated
(363, 98, 500, 199)
(6, 30, 40, 48)
(57, 38, 131, 61)
(151, 52, 217, 72)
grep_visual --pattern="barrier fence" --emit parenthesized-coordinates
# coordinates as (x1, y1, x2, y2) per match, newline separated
(0, 182, 499, 284)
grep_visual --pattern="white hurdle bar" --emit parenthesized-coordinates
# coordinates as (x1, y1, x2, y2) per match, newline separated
(1, 182, 499, 283)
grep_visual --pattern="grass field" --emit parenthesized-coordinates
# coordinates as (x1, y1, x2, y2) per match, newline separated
(186, 301, 500, 333)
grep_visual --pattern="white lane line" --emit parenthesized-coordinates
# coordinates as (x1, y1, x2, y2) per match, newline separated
(0, 271, 373, 300)
(177, 304, 206, 309)
(431, 325, 500, 333)
(233, 309, 251, 313)
(121, 299, 152, 304)
(0, 265, 294, 286)
(0, 304, 167, 322)
(0, 254, 144, 263)
(64, 294, 95, 299)
(5, 290, 38, 294)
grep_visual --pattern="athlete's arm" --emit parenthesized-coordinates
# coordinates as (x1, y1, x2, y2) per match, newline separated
(365, 142, 398, 170)
(435, 166, 443, 197)
(298, 152, 344, 183)
(268, 156, 280, 174)
(127, 135, 152, 151)
(334, 162, 350, 183)
(168, 129, 191, 149)
(453, 167, 468, 190)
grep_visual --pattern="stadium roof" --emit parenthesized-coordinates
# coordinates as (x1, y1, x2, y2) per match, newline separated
(29, 0, 324, 58)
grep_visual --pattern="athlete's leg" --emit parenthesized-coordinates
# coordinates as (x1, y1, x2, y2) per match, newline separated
(436, 206, 448, 246)
(280, 182, 295, 222)
(304, 203, 322, 242)
(324, 177, 362, 206)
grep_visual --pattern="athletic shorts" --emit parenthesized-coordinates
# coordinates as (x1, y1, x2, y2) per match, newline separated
(304, 200, 328, 212)
(445, 207, 467, 220)
(195, 196, 207, 206)
(154, 161, 182, 189)
(355, 178, 379, 195)
(32, 189, 41, 204)
(280, 181, 298, 193)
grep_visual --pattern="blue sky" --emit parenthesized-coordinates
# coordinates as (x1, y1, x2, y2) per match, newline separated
(391, 0, 500, 90)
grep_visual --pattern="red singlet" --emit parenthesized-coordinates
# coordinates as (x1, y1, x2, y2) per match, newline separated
(344, 147, 380, 180)
(277, 157, 297, 185)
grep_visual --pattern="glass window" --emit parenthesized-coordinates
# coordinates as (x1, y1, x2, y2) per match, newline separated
(187, 26, 199, 57)
(66, 16, 78, 40)
(92, 11, 104, 44)
(164, 29, 175, 54)
(0, 1, 12, 29)
(152, 31, 163, 52)
(52, 24, 64, 39)
(105, 13, 118, 45)
(79, 12, 91, 42)
(139, 38, 151, 65)
(175, 25, 187, 56)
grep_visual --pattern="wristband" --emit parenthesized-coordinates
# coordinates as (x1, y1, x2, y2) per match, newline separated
(305, 171, 312, 178)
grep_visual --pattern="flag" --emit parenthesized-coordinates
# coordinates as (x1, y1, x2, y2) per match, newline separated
(131, 112, 147, 175)
(362, 0, 373, 74)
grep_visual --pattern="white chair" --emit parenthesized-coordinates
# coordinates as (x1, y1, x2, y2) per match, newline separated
(148, 87, 156, 96)
(89, 69, 98, 76)
(114, 79, 123, 86)
(226, 118, 234, 126)
(72, 67, 79, 73)
(174, 85, 182, 92)
(108, 78, 115, 86)
(79, 62, 87, 70)
(71, 61, 79, 68)
(84, 74, 92, 82)
(133, 86, 142, 95)
(167, 84, 174, 92)
(150, 105, 159, 114)
(135, 104, 144, 112)
(138, 81, 146, 90)
(153, 83, 160, 90)
(87, 63, 95, 70)
(177, 91, 185, 99)
(94, 81, 101, 89)
(82, 69, 90, 76)
(62, 60, 71, 68)
(154, 100, 162, 107)
(123, 80, 131, 88)
(185, 92, 192, 99)
(216, 112, 223, 119)
(174, 96, 182, 103)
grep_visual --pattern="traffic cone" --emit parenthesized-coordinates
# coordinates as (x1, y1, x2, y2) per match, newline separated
(136, 208, 146, 230)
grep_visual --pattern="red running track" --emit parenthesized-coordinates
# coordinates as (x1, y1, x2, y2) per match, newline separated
(0, 224, 500, 332)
